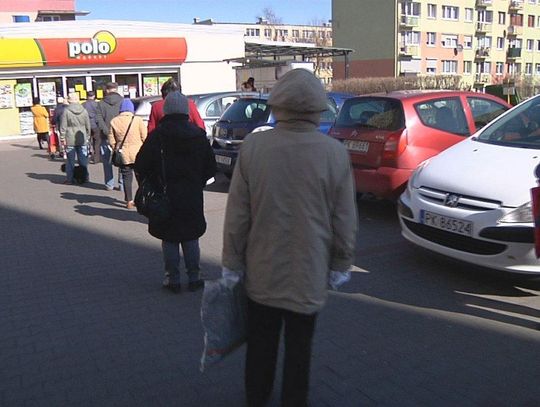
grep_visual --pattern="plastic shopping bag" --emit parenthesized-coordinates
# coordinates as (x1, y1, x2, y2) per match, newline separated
(200, 273, 247, 372)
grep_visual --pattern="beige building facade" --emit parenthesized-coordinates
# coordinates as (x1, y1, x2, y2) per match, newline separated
(333, 0, 540, 88)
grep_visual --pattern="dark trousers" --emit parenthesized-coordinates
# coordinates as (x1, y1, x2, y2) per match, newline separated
(245, 298, 317, 407)
(120, 164, 134, 202)
(89, 128, 101, 163)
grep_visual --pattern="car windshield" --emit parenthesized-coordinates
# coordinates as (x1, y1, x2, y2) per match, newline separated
(220, 98, 270, 123)
(476, 96, 540, 149)
(335, 97, 405, 131)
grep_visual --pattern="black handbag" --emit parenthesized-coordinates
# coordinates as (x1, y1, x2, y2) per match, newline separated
(134, 134, 172, 223)
(111, 116, 134, 167)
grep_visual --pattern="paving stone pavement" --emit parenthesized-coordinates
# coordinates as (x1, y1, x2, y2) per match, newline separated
(1, 138, 540, 407)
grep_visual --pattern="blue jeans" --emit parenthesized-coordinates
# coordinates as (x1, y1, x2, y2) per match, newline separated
(65, 145, 89, 183)
(161, 240, 200, 285)
(100, 141, 114, 189)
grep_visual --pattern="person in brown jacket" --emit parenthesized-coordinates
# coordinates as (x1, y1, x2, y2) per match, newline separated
(31, 97, 50, 151)
(222, 69, 358, 406)
(108, 99, 147, 208)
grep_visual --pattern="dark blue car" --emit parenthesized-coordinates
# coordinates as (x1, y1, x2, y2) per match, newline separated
(212, 92, 353, 177)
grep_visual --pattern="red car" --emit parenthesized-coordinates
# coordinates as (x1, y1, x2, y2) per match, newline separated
(329, 90, 511, 199)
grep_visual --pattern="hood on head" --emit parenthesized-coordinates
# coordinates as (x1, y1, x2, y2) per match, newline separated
(103, 92, 123, 106)
(66, 103, 86, 115)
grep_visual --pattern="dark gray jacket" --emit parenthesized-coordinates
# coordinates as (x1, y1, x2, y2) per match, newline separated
(83, 99, 98, 129)
(96, 92, 123, 140)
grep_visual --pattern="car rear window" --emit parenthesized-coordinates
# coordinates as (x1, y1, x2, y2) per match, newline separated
(476, 97, 540, 149)
(220, 99, 269, 122)
(335, 97, 405, 131)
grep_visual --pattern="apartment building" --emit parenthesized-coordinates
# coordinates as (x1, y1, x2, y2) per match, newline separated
(194, 18, 334, 84)
(333, 0, 540, 88)
(0, 0, 88, 23)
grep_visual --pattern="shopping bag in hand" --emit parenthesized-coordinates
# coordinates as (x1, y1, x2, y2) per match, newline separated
(200, 272, 247, 372)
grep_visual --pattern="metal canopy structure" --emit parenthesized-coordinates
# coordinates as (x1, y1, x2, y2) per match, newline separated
(225, 40, 354, 78)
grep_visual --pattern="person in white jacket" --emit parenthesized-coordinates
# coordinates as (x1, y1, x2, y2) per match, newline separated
(222, 68, 358, 407)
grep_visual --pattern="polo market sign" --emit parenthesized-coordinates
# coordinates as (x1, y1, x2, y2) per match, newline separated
(68, 31, 117, 59)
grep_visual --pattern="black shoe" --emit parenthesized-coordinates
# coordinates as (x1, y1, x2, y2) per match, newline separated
(163, 283, 181, 294)
(188, 280, 204, 292)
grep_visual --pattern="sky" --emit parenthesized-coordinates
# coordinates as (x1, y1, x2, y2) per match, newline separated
(77, 0, 332, 26)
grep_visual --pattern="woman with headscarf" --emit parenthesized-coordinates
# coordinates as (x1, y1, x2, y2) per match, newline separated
(108, 99, 147, 209)
(135, 91, 216, 293)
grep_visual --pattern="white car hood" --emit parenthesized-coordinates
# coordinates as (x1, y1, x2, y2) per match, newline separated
(417, 138, 540, 207)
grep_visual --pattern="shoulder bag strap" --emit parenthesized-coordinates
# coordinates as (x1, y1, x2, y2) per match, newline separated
(116, 115, 135, 151)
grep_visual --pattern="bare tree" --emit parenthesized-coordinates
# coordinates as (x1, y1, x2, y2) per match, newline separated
(308, 18, 332, 80)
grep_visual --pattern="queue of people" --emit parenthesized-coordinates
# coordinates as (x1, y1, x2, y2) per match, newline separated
(30, 71, 358, 407)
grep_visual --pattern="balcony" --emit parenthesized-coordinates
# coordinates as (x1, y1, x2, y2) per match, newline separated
(399, 44, 420, 57)
(509, 0, 524, 11)
(474, 73, 492, 85)
(476, 0, 492, 7)
(400, 15, 419, 28)
(507, 47, 522, 59)
(507, 25, 523, 36)
(476, 22, 492, 33)
(475, 47, 490, 59)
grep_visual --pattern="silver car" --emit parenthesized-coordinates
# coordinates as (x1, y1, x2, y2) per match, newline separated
(133, 91, 260, 138)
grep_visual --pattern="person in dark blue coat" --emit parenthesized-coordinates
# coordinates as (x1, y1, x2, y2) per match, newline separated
(135, 91, 216, 293)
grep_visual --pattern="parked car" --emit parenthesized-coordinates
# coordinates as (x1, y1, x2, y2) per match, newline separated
(398, 94, 540, 274)
(328, 91, 511, 199)
(212, 92, 353, 177)
(133, 91, 260, 137)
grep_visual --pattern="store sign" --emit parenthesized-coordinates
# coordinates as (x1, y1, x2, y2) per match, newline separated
(0, 33, 187, 68)
(68, 31, 116, 59)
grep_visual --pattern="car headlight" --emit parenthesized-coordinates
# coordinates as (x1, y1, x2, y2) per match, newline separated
(251, 125, 273, 133)
(409, 159, 430, 191)
(499, 202, 533, 223)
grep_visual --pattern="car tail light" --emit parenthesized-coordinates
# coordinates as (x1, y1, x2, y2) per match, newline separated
(381, 129, 407, 166)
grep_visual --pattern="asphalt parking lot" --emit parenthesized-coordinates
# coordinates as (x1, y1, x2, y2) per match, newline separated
(1, 137, 539, 407)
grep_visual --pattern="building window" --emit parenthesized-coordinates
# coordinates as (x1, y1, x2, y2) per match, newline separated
(538, 16, 540, 27)
(401, 1, 421, 16)
(442, 60, 457, 73)
(510, 14, 523, 27)
(292, 30, 299, 38)
(496, 37, 505, 49)
(442, 6, 459, 20)
(12, 15, 30, 22)
(246, 28, 260, 36)
(496, 62, 504, 75)
(463, 36, 472, 49)
(427, 4, 437, 19)
(426, 32, 436, 46)
(536, 63, 540, 75)
(477, 36, 492, 49)
(477, 10, 493, 23)
(528, 15, 536, 28)
(402, 31, 420, 45)
(463, 61, 472, 74)
(264, 28, 272, 38)
(426, 58, 437, 74)
(526, 63, 533, 75)
(498, 12, 506, 25)
(441, 34, 458, 48)
(465, 8, 473, 22)
(509, 38, 522, 48)
(527, 39, 534, 51)
(38, 15, 60, 21)
(537, 40, 540, 51)
(477, 61, 491, 74)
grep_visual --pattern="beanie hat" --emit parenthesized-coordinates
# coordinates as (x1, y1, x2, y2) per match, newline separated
(267, 68, 327, 113)
(163, 91, 189, 115)
(120, 99, 135, 113)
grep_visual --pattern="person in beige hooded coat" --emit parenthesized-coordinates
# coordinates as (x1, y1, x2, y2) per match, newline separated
(222, 69, 358, 407)
(108, 99, 147, 208)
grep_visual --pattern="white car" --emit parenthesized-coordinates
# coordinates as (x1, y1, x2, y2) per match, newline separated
(398, 94, 540, 274)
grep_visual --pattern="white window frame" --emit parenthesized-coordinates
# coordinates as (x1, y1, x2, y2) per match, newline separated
(427, 4, 437, 19)
(496, 37, 505, 50)
(463, 36, 473, 49)
(426, 32, 436, 46)
(441, 34, 458, 48)
(465, 8, 473, 22)
(442, 6, 459, 21)
(442, 60, 458, 73)
(496, 62, 504, 75)
(463, 61, 472, 74)
(525, 62, 533, 75)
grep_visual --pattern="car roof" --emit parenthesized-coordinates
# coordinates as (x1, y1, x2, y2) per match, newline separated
(344, 90, 509, 105)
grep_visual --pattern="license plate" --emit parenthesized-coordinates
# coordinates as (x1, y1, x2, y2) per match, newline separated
(343, 140, 369, 153)
(215, 155, 232, 166)
(421, 210, 473, 237)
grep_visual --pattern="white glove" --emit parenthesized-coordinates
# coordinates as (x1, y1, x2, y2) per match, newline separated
(221, 267, 244, 283)
(328, 270, 351, 291)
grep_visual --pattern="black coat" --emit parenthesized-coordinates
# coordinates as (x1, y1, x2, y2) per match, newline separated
(134, 114, 217, 243)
